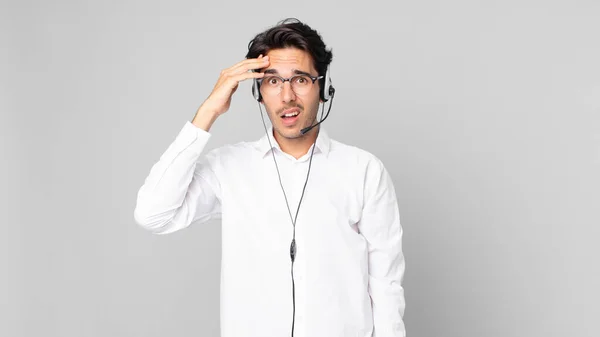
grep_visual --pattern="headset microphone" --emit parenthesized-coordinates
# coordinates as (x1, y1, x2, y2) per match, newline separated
(300, 87, 335, 135)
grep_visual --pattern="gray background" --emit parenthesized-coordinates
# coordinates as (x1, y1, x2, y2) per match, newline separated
(2, 0, 599, 336)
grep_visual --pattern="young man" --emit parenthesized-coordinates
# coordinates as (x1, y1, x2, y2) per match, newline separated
(134, 18, 406, 337)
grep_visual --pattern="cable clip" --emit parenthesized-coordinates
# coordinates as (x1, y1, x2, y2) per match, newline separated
(290, 239, 296, 262)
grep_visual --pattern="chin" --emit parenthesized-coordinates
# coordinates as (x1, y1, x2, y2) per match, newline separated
(277, 128, 300, 139)
(275, 125, 303, 139)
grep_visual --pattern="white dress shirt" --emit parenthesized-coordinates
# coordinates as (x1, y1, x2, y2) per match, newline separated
(134, 121, 406, 337)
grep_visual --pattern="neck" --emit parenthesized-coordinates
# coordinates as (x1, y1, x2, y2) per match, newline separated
(273, 126, 319, 159)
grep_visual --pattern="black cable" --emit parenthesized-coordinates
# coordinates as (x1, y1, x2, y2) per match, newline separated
(258, 101, 326, 337)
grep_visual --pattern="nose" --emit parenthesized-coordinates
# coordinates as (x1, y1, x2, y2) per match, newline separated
(280, 81, 296, 103)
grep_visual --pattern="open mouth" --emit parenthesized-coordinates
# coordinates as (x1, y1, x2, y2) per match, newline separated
(281, 111, 299, 118)
(280, 108, 300, 126)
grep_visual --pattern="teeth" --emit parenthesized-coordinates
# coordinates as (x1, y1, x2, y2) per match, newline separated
(283, 112, 299, 117)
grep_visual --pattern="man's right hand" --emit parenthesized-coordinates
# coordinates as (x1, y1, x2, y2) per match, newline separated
(192, 55, 270, 131)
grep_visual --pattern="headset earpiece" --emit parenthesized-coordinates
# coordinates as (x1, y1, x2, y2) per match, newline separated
(321, 67, 334, 102)
(252, 78, 262, 102)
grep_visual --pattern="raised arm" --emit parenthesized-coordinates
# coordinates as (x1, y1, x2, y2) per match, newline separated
(134, 55, 270, 234)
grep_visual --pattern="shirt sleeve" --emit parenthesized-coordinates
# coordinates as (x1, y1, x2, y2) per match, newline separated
(133, 121, 222, 234)
(358, 157, 406, 337)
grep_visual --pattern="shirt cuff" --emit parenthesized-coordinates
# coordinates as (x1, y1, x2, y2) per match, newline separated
(172, 121, 212, 157)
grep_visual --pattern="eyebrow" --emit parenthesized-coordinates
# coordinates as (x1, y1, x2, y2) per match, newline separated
(263, 69, 314, 77)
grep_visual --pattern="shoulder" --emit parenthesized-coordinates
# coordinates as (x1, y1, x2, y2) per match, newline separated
(329, 137, 397, 195)
(201, 139, 260, 167)
(329, 138, 387, 173)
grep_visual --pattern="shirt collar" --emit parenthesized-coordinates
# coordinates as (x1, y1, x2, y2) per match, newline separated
(253, 126, 331, 159)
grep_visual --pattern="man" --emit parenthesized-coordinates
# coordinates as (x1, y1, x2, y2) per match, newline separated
(134, 18, 406, 337)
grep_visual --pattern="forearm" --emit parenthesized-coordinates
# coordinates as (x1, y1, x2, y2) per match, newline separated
(134, 121, 218, 234)
(191, 104, 219, 132)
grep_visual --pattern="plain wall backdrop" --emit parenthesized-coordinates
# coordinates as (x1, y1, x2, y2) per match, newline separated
(2, 0, 599, 336)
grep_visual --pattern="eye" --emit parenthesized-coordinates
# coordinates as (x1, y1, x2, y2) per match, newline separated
(265, 76, 281, 86)
(294, 76, 310, 85)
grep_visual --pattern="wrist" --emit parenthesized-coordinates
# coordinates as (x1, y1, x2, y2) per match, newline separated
(192, 105, 219, 131)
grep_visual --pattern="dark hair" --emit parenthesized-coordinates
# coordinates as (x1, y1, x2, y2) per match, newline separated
(246, 18, 333, 81)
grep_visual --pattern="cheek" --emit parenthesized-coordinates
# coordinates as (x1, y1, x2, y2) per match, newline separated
(261, 97, 277, 111)
(308, 95, 321, 112)
(301, 90, 320, 108)
(262, 101, 282, 120)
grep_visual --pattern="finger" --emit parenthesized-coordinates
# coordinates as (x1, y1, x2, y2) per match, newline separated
(233, 70, 265, 82)
(227, 56, 270, 74)
(223, 58, 258, 73)
(222, 70, 264, 87)
(216, 65, 264, 86)
(228, 59, 269, 76)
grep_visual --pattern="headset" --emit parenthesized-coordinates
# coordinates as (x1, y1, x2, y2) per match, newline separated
(252, 64, 335, 337)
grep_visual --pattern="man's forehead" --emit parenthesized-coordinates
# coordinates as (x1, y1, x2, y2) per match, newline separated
(268, 53, 304, 62)
(265, 49, 315, 72)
